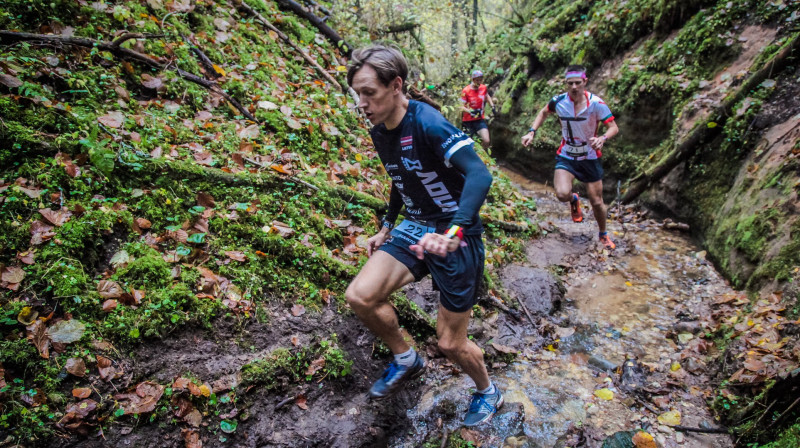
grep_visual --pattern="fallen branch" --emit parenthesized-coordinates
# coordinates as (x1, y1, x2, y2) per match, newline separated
(233, 0, 347, 92)
(110, 32, 164, 48)
(668, 425, 729, 434)
(242, 156, 320, 191)
(0, 30, 258, 122)
(767, 396, 800, 429)
(183, 34, 221, 79)
(482, 294, 521, 321)
(621, 32, 800, 203)
(274, 395, 297, 411)
(273, 0, 352, 56)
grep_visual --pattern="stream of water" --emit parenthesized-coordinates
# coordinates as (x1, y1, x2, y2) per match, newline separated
(393, 168, 736, 448)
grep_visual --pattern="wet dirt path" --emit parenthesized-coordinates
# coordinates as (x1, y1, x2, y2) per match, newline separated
(393, 167, 736, 447)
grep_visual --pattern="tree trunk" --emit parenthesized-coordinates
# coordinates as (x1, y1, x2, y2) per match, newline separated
(273, 0, 352, 56)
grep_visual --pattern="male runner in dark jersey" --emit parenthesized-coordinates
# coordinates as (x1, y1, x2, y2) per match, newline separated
(345, 45, 503, 426)
(521, 64, 619, 250)
(461, 70, 496, 150)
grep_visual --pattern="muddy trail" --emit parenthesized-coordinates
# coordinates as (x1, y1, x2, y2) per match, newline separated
(57, 167, 738, 448)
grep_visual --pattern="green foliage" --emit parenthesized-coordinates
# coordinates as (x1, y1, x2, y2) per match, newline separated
(240, 335, 353, 389)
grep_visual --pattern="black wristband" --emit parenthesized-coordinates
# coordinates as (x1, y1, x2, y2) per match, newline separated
(381, 219, 394, 230)
(529, 127, 536, 134)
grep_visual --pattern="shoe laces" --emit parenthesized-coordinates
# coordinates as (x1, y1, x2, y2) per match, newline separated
(469, 393, 496, 414)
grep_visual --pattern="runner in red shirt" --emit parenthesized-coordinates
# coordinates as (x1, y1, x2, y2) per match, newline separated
(461, 70, 496, 151)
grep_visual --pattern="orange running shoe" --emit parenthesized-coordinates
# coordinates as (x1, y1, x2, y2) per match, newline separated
(599, 232, 616, 250)
(569, 193, 583, 223)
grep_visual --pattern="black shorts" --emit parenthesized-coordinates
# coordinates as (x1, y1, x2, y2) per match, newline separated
(462, 119, 488, 137)
(379, 222, 485, 313)
(554, 156, 604, 183)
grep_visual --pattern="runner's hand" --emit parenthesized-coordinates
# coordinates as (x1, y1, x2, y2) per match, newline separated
(589, 136, 605, 150)
(367, 230, 391, 257)
(409, 233, 460, 259)
(521, 132, 535, 147)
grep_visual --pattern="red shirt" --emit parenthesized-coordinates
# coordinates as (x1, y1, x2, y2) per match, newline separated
(461, 84, 487, 122)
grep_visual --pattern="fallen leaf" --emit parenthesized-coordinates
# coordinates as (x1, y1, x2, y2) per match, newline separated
(98, 111, 125, 128)
(48, 319, 86, 343)
(225, 251, 246, 262)
(27, 320, 50, 359)
(237, 124, 260, 140)
(594, 388, 614, 400)
(0, 73, 23, 88)
(182, 428, 202, 448)
(97, 280, 124, 299)
(657, 410, 681, 426)
(16, 250, 35, 265)
(270, 221, 294, 237)
(295, 395, 308, 410)
(17, 306, 38, 325)
(632, 431, 657, 448)
(197, 192, 215, 208)
(286, 117, 302, 130)
(305, 357, 326, 376)
(116, 381, 165, 415)
(141, 74, 163, 89)
(65, 358, 86, 377)
(72, 388, 92, 399)
(102, 299, 118, 312)
(2, 266, 26, 284)
(39, 208, 72, 226)
(291, 304, 305, 317)
(280, 105, 292, 116)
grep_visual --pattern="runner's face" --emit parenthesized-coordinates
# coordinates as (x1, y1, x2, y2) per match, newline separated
(566, 77, 586, 97)
(352, 65, 402, 125)
(472, 77, 483, 87)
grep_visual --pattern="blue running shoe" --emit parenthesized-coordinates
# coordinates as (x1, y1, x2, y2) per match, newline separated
(369, 353, 425, 400)
(463, 387, 504, 427)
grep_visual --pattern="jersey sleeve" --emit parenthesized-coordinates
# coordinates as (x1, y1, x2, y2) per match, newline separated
(595, 99, 615, 123)
(421, 109, 475, 168)
(547, 95, 559, 112)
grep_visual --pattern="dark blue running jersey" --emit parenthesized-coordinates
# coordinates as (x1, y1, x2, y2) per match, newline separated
(370, 100, 481, 231)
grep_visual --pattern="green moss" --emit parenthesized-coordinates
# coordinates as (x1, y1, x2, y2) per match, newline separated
(756, 423, 800, 448)
(114, 248, 172, 290)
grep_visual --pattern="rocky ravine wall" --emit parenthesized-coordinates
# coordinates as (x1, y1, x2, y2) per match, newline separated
(452, 0, 799, 305)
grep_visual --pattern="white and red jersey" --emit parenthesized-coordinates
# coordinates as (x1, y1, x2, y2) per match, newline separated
(547, 91, 614, 160)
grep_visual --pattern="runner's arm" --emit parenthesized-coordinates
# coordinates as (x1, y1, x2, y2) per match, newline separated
(447, 148, 493, 228)
(522, 105, 552, 146)
(382, 183, 403, 232)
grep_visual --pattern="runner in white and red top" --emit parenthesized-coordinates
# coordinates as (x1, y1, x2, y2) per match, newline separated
(521, 64, 620, 250)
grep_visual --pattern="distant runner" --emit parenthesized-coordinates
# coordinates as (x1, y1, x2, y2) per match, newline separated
(521, 64, 619, 250)
(346, 45, 503, 426)
(461, 70, 496, 151)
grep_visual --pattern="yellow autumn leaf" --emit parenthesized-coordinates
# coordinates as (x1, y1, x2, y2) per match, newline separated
(594, 388, 614, 400)
(632, 431, 657, 448)
(657, 410, 681, 426)
(671, 361, 682, 371)
(355, 153, 363, 162)
(212, 64, 226, 77)
(199, 384, 211, 397)
(707, 122, 718, 128)
(336, 65, 347, 72)
(625, 281, 633, 287)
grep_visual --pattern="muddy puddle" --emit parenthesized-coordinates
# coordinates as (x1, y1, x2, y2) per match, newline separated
(391, 168, 735, 447)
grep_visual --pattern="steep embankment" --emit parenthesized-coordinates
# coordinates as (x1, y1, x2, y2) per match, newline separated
(0, 0, 536, 445)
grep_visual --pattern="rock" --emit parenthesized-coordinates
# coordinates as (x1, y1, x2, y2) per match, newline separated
(589, 355, 619, 372)
(676, 432, 685, 443)
(501, 265, 565, 315)
(674, 321, 702, 334)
